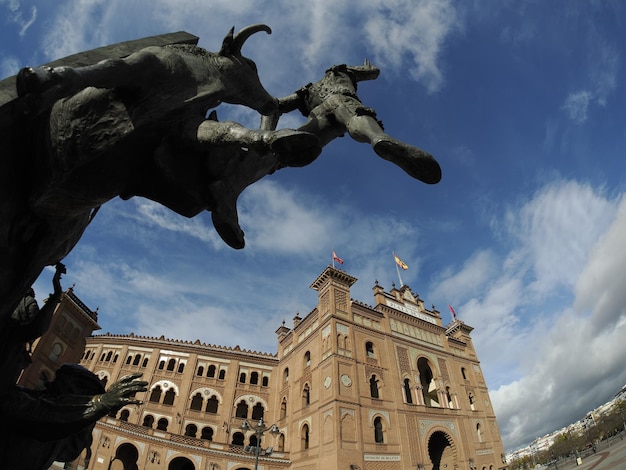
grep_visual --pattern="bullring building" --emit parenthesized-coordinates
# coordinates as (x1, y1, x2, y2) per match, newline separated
(44, 266, 507, 470)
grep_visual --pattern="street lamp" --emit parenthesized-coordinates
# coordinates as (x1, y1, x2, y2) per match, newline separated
(240, 418, 280, 470)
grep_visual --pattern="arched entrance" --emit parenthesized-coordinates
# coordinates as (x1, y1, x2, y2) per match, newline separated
(110, 443, 139, 470)
(168, 456, 195, 470)
(427, 430, 456, 470)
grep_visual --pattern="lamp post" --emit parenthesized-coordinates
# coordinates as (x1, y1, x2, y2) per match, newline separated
(240, 418, 280, 470)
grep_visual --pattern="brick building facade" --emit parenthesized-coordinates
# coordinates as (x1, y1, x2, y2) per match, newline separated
(37, 266, 507, 470)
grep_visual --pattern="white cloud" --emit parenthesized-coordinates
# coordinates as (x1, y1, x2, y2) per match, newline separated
(430, 249, 498, 302)
(504, 180, 617, 298)
(432, 179, 625, 449)
(363, 0, 460, 92)
(574, 194, 626, 333)
(36, 0, 460, 95)
(1, 0, 37, 37)
(562, 90, 592, 124)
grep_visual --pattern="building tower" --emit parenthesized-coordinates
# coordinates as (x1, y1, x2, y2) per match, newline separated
(18, 286, 101, 389)
(273, 266, 506, 470)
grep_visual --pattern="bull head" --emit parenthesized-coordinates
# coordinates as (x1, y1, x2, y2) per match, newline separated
(217, 24, 278, 116)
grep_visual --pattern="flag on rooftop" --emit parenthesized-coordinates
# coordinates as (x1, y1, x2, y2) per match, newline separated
(393, 253, 408, 270)
(448, 304, 457, 320)
(332, 251, 344, 265)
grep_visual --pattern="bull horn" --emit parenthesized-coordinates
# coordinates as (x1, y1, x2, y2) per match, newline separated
(223, 24, 271, 55)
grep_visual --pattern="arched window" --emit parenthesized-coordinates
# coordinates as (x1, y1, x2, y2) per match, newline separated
(163, 388, 176, 406)
(133, 354, 141, 366)
(469, 392, 475, 410)
(190, 393, 203, 411)
(418, 358, 440, 407)
(239, 372, 247, 383)
(218, 369, 226, 380)
(262, 376, 269, 387)
(231, 432, 245, 446)
(201, 427, 213, 441)
(251, 402, 264, 420)
(461, 367, 467, 380)
(157, 418, 169, 431)
(476, 423, 483, 442)
(114, 354, 119, 363)
(105, 351, 113, 361)
(100, 353, 106, 362)
(120, 409, 130, 421)
(149, 386, 162, 403)
(141, 357, 148, 367)
(374, 417, 384, 443)
(142, 414, 155, 428)
(178, 362, 185, 373)
(206, 395, 219, 414)
(370, 375, 380, 399)
(302, 384, 310, 406)
(83, 350, 91, 360)
(249, 435, 258, 447)
(366, 341, 375, 357)
(280, 397, 287, 420)
(250, 372, 259, 385)
(197, 366, 204, 376)
(185, 423, 197, 437)
(304, 351, 311, 367)
(283, 368, 289, 383)
(126, 355, 132, 365)
(403, 378, 413, 404)
(301, 424, 310, 450)
(208, 365, 216, 378)
(278, 433, 285, 451)
(446, 386, 454, 408)
(235, 400, 248, 418)
(167, 358, 176, 371)
(158, 360, 165, 370)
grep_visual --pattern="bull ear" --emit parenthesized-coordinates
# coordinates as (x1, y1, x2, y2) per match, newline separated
(219, 27, 236, 55)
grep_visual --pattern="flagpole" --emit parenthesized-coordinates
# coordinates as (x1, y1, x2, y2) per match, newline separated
(332, 248, 335, 269)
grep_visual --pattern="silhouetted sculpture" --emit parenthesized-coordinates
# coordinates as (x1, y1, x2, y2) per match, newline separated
(0, 365, 147, 470)
(0, 263, 65, 389)
(0, 26, 442, 404)
(0, 25, 320, 327)
(266, 61, 442, 184)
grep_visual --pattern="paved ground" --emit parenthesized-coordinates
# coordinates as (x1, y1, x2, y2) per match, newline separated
(548, 436, 626, 470)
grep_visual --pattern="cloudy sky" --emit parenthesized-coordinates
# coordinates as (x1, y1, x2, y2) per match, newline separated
(2, 0, 625, 452)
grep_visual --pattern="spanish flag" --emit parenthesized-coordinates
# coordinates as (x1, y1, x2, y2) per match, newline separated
(394, 253, 408, 270)
(332, 251, 344, 264)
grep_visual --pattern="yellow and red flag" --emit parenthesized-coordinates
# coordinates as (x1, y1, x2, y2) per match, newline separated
(394, 253, 408, 270)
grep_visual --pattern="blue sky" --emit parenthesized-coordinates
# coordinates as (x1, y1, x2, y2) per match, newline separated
(2, 0, 626, 452)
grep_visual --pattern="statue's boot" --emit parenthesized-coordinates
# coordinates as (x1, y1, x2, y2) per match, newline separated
(372, 136, 442, 184)
(196, 120, 321, 168)
(209, 181, 245, 250)
(268, 129, 321, 168)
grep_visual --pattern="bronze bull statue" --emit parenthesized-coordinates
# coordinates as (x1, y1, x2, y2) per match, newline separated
(0, 24, 441, 336)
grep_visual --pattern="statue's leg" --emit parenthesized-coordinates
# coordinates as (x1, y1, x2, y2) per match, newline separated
(193, 120, 321, 167)
(345, 113, 442, 185)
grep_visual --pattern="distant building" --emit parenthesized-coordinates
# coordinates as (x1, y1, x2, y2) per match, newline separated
(18, 285, 101, 389)
(36, 266, 507, 469)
